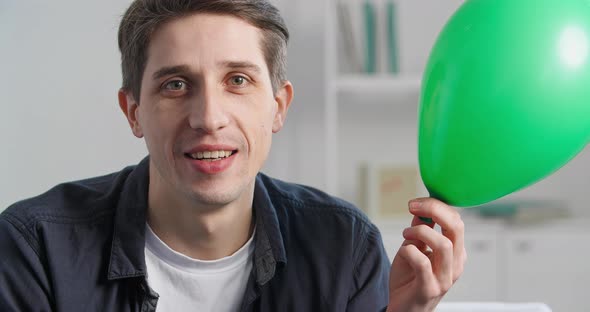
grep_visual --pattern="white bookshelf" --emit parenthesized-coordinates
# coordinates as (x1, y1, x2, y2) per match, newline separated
(323, 0, 462, 203)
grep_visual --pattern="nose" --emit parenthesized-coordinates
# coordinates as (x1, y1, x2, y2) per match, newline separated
(187, 85, 230, 133)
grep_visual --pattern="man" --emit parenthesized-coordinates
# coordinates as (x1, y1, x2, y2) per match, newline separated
(0, 0, 466, 311)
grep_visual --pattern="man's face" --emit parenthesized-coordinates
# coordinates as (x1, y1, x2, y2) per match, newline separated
(119, 13, 292, 207)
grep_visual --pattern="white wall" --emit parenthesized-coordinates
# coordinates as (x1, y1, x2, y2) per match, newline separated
(1, 0, 142, 208)
(261, 0, 328, 189)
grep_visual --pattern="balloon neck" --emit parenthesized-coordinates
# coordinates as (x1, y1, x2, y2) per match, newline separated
(419, 216, 434, 223)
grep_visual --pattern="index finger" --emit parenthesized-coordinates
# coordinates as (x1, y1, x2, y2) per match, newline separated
(401, 215, 436, 251)
(410, 198, 465, 254)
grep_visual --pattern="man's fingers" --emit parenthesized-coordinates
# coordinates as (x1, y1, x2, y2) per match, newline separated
(397, 244, 433, 286)
(409, 198, 466, 280)
(401, 216, 436, 251)
(401, 238, 428, 252)
(410, 198, 464, 247)
(403, 225, 454, 290)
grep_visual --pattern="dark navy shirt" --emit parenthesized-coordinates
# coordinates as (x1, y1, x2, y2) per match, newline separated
(0, 157, 390, 311)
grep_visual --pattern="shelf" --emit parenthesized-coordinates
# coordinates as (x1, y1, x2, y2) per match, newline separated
(333, 74, 422, 92)
(332, 74, 422, 109)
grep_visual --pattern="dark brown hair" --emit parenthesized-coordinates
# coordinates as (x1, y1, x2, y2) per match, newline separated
(118, 0, 289, 101)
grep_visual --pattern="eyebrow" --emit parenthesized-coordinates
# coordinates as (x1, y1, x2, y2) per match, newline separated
(152, 65, 191, 80)
(151, 61, 263, 81)
(218, 61, 263, 75)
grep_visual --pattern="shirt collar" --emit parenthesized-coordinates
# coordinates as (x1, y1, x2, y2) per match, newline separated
(252, 174, 287, 285)
(108, 156, 150, 280)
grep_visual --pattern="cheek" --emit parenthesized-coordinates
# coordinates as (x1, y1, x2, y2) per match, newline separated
(259, 123, 273, 151)
(139, 109, 181, 149)
(260, 124, 269, 140)
(249, 124, 271, 157)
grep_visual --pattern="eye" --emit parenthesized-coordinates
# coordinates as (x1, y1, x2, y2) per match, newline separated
(229, 75, 247, 86)
(163, 80, 187, 91)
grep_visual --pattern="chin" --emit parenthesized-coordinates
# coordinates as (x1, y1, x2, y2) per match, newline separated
(190, 192, 238, 208)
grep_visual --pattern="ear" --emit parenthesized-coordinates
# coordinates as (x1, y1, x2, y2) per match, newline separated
(272, 80, 294, 133)
(118, 89, 144, 138)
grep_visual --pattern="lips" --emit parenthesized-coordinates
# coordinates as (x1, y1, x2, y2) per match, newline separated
(186, 150, 235, 161)
(184, 145, 238, 174)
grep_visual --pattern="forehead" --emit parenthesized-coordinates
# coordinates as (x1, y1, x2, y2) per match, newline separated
(146, 13, 268, 73)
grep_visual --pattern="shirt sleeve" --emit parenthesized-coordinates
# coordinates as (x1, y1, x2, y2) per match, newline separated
(346, 223, 390, 312)
(0, 215, 53, 311)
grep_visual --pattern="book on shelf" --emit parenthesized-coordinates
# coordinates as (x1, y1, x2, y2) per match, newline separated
(386, 1, 399, 73)
(335, 0, 400, 75)
(363, 0, 377, 74)
(336, 1, 363, 73)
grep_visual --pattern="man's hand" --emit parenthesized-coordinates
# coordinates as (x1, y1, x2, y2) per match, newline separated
(386, 198, 466, 312)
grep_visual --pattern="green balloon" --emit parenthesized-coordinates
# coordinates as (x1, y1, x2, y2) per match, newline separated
(418, 0, 590, 207)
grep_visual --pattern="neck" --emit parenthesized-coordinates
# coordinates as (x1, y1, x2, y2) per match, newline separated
(147, 168, 255, 261)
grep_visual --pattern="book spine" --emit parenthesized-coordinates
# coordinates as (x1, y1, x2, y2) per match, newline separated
(387, 0, 399, 74)
(363, 0, 377, 74)
(337, 1, 363, 73)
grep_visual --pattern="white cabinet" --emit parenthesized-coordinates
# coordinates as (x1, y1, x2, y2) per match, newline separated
(501, 223, 590, 312)
(444, 227, 501, 302)
(374, 218, 590, 309)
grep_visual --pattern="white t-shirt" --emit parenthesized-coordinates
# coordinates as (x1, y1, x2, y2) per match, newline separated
(144, 224, 255, 312)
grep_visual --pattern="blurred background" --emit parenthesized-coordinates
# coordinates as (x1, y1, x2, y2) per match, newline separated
(1, 0, 589, 310)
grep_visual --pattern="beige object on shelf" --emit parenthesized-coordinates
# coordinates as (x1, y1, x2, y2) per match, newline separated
(359, 163, 418, 218)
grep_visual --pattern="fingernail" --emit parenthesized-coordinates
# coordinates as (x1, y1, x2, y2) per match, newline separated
(409, 200, 421, 211)
(402, 227, 410, 236)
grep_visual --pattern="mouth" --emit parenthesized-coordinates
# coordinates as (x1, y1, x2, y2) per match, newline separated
(184, 150, 237, 162)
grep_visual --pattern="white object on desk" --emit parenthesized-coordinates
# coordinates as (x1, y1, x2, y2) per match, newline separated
(436, 302, 552, 312)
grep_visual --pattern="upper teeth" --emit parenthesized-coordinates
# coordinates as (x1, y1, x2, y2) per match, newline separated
(190, 150, 233, 160)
